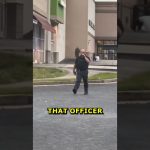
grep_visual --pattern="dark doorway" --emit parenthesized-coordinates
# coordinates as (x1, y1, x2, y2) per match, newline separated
(6, 3, 23, 39)
(6, 3, 17, 38)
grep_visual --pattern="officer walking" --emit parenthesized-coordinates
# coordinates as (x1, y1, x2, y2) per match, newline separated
(73, 49, 90, 95)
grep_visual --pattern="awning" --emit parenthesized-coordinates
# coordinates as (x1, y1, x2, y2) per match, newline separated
(33, 12, 56, 33)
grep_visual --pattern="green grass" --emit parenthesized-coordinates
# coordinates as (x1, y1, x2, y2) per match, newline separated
(33, 67, 68, 79)
(0, 87, 32, 95)
(33, 72, 117, 85)
(89, 72, 117, 80)
(0, 52, 32, 84)
(33, 78, 75, 85)
(118, 71, 150, 91)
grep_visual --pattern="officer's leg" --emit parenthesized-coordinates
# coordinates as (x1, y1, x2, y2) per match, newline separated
(73, 71, 82, 94)
(83, 70, 88, 95)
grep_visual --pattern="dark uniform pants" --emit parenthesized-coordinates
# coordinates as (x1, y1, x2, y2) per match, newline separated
(74, 70, 88, 93)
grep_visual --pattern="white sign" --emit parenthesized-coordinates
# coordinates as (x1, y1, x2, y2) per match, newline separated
(33, 19, 38, 24)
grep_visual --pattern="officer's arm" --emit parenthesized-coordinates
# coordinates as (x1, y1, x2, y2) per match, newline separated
(73, 59, 77, 75)
(73, 64, 76, 71)
(84, 55, 90, 64)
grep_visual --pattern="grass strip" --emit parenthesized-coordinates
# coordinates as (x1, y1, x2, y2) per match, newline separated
(118, 71, 150, 91)
(33, 67, 68, 79)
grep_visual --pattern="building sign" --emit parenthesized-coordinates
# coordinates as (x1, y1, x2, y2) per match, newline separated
(89, 20, 95, 30)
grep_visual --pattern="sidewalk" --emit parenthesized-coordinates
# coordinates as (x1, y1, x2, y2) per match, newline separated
(33, 66, 117, 85)
(33, 63, 117, 71)
(34, 68, 112, 80)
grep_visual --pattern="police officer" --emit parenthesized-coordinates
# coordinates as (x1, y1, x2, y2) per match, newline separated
(73, 49, 90, 95)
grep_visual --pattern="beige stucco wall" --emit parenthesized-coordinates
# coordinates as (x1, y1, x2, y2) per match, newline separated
(66, 0, 92, 59)
(33, 0, 47, 17)
(88, 0, 95, 36)
(96, 12, 117, 38)
(88, 34, 95, 59)
(95, 2, 117, 39)
(87, 0, 95, 56)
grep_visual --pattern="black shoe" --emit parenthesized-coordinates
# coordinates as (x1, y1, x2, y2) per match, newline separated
(73, 89, 77, 94)
(84, 92, 88, 95)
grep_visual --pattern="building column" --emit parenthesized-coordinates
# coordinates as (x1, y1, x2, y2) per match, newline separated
(46, 0, 52, 63)
(43, 30, 47, 63)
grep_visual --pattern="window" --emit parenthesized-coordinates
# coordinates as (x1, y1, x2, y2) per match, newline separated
(97, 40, 117, 60)
(33, 23, 44, 50)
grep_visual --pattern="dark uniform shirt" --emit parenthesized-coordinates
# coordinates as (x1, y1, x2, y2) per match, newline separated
(75, 55, 90, 71)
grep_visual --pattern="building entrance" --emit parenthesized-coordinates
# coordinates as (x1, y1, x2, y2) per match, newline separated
(97, 40, 117, 60)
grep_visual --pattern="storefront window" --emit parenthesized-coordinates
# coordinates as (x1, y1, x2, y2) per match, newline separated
(97, 40, 117, 60)
(33, 22, 44, 50)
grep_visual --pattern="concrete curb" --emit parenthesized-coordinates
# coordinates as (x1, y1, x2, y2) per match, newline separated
(33, 79, 117, 85)
(2, 84, 149, 106)
(88, 68, 117, 71)
(33, 65, 117, 71)
(0, 79, 117, 107)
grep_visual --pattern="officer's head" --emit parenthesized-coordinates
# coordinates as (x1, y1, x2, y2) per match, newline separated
(80, 49, 86, 55)
(80, 49, 89, 56)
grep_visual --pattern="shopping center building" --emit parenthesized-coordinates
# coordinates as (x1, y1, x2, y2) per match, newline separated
(33, 0, 66, 64)
(65, 0, 95, 61)
(33, 0, 117, 64)
(95, 0, 117, 60)
(33, 0, 54, 64)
